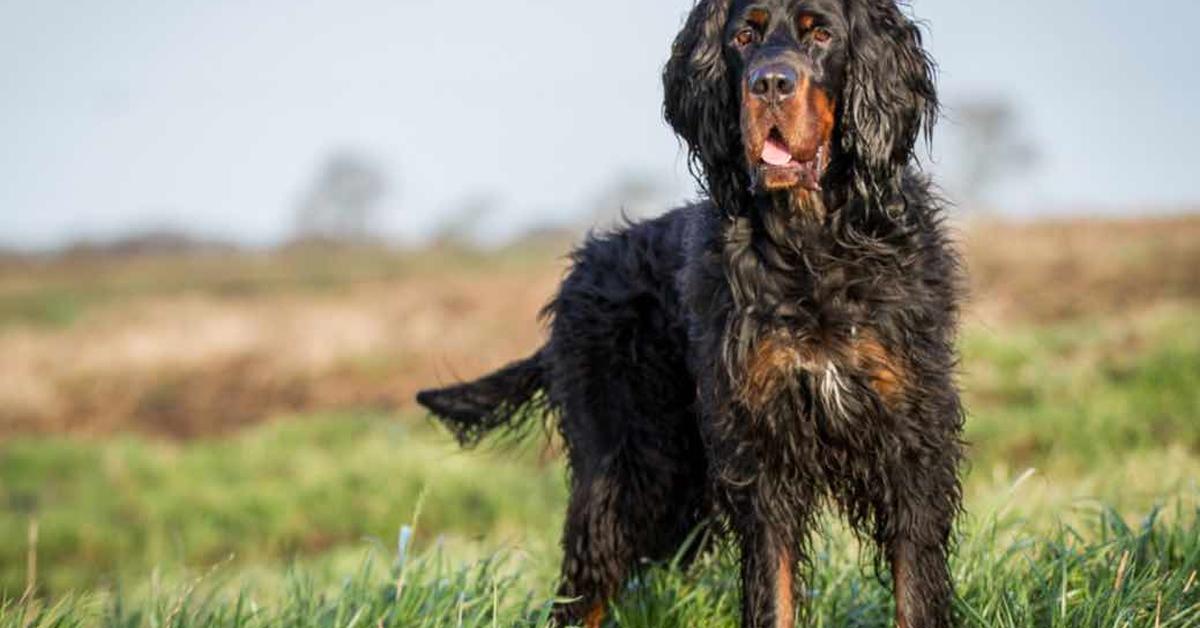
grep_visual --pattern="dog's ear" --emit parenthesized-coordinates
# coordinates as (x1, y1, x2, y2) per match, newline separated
(841, 0, 937, 206)
(663, 0, 746, 208)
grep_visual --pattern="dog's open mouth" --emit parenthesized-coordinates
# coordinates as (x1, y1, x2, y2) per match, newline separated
(757, 128, 824, 192)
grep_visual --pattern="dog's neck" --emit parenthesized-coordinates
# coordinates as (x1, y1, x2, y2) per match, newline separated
(720, 189, 833, 311)
(747, 188, 831, 249)
(782, 189, 828, 224)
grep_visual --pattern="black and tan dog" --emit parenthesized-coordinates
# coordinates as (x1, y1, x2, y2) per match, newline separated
(418, 0, 964, 626)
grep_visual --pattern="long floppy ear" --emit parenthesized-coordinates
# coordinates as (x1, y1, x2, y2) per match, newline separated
(840, 0, 938, 209)
(663, 0, 747, 210)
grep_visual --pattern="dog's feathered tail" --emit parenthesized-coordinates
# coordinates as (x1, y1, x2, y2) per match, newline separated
(416, 348, 547, 447)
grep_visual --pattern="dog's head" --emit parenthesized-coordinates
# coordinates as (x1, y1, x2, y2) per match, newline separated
(664, 0, 937, 212)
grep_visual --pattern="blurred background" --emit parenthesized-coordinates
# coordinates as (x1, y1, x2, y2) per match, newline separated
(0, 0, 1197, 622)
(4, 0, 1198, 250)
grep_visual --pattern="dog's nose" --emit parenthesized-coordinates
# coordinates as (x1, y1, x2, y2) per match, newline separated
(748, 63, 798, 103)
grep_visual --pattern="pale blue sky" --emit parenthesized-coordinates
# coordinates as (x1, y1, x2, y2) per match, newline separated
(1, 0, 1197, 249)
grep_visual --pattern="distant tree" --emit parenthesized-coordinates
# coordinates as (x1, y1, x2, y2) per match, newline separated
(432, 193, 499, 247)
(294, 151, 388, 243)
(949, 98, 1038, 212)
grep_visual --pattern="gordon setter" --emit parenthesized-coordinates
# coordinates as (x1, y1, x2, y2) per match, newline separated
(417, 0, 964, 626)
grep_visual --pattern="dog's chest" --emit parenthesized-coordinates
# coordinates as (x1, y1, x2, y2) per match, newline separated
(724, 251, 905, 421)
(737, 321, 902, 416)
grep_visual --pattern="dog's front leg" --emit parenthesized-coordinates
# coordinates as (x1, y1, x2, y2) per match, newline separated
(884, 433, 961, 628)
(738, 520, 798, 628)
(890, 536, 953, 628)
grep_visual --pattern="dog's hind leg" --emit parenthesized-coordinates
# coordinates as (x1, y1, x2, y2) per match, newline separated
(551, 439, 707, 627)
(552, 461, 632, 628)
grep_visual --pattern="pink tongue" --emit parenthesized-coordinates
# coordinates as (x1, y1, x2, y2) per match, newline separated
(761, 137, 793, 166)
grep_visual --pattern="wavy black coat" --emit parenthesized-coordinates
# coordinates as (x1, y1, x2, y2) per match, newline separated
(417, 1, 965, 626)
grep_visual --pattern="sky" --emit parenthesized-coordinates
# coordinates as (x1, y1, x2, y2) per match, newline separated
(1, 0, 1198, 249)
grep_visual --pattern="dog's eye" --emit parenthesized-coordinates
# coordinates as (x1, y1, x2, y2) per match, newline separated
(812, 27, 832, 43)
(733, 28, 758, 47)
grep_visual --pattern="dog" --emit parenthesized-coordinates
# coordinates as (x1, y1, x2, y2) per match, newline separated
(417, 0, 964, 626)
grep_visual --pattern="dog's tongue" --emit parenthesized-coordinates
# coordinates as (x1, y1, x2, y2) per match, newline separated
(762, 137, 793, 166)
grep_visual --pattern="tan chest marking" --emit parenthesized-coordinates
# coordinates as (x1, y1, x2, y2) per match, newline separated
(851, 331, 907, 407)
(740, 333, 815, 411)
(738, 329, 907, 413)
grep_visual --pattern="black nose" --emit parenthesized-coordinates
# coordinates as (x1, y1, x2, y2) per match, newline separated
(748, 63, 798, 103)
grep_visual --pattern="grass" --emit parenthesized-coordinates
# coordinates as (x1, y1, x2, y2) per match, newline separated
(0, 216, 1197, 626)
(1, 304, 1197, 625)
(2, 498, 1197, 626)
(962, 305, 1200, 474)
(0, 417, 567, 594)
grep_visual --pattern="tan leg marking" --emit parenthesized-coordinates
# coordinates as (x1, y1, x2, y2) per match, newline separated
(584, 601, 605, 628)
(776, 548, 794, 628)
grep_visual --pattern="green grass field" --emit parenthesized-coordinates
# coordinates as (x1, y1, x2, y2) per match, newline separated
(3, 301, 1197, 626)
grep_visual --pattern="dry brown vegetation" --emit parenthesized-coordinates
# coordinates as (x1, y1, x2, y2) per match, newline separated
(0, 215, 1196, 438)
(963, 214, 1200, 323)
